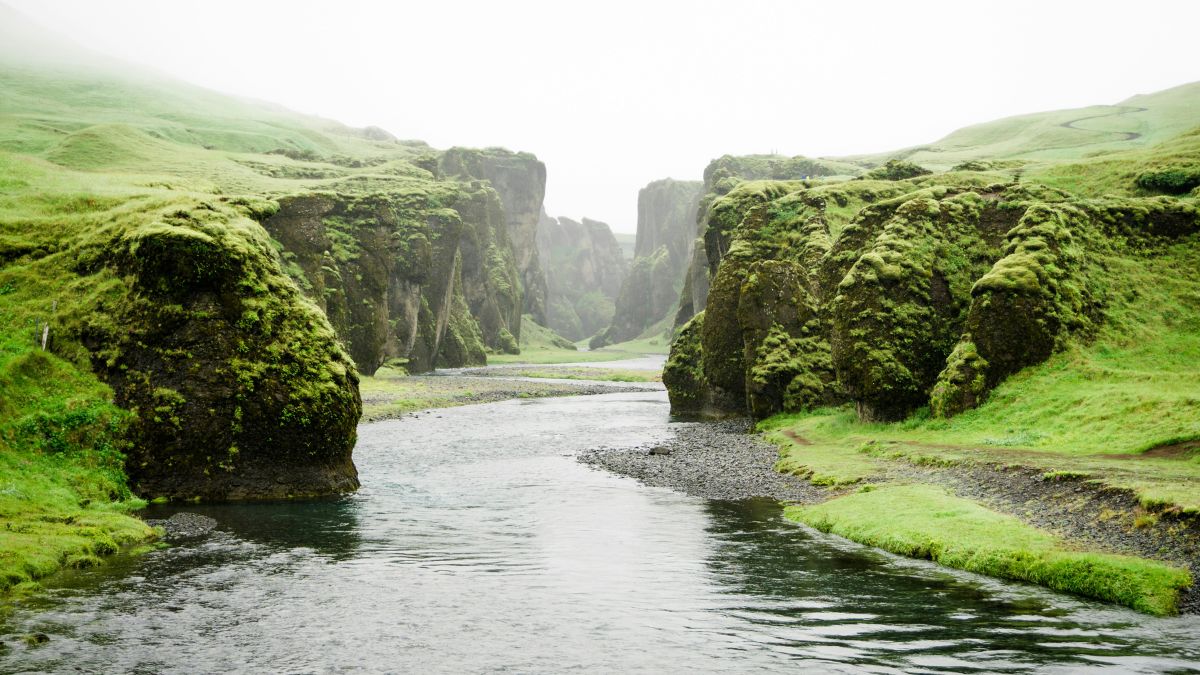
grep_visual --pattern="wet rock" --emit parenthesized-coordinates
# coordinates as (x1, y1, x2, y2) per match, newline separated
(144, 512, 218, 540)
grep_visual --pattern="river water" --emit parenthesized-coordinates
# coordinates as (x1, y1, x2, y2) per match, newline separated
(3, 389, 1199, 673)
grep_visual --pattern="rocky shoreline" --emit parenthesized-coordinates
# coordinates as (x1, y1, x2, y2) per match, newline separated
(580, 419, 1200, 614)
(579, 419, 823, 502)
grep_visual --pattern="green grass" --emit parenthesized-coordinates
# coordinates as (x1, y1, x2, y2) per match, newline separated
(840, 81, 1200, 172)
(359, 371, 631, 421)
(785, 484, 1192, 615)
(0, 347, 155, 593)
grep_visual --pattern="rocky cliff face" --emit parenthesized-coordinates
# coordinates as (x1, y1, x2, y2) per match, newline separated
(61, 199, 361, 500)
(663, 175, 1199, 421)
(674, 155, 857, 329)
(264, 173, 525, 374)
(439, 147, 549, 329)
(592, 179, 702, 346)
(537, 213, 627, 341)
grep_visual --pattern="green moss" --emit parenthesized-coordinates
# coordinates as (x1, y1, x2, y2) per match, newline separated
(663, 312, 710, 415)
(785, 484, 1192, 615)
(863, 159, 932, 181)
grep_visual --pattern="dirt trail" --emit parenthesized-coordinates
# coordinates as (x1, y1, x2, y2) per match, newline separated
(1058, 105, 1149, 141)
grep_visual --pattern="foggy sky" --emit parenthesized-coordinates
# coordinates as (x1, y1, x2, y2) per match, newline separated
(9, 0, 1200, 232)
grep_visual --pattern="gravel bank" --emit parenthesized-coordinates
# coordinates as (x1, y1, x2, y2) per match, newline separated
(582, 419, 1200, 614)
(579, 419, 823, 503)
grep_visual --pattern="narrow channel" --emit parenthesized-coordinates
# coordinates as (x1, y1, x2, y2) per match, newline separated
(3, 386, 1199, 673)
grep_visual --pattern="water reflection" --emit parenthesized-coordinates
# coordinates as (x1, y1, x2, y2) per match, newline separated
(140, 496, 363, 560)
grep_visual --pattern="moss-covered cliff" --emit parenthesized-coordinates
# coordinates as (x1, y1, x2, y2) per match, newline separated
(537, 213, 627, 341)
(675, 155, 861, 328)
(439, 147, 549, 330)
(665, 168, 1199, 421)
(264, 174, 525, 374)
(0, 34, 547, 514)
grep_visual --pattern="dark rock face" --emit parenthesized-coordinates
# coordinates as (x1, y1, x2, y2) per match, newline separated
(593, 179, 702, 346)
(266, 191, 463, 374)
(537, 213, 627, 341)
(439, 148, 549, 328)
(663, 177, 1198, 422)
(74, 201, 361, 500)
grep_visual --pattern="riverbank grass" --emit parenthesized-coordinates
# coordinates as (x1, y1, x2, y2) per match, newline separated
(785, 484, 1192, 615)
(0, 345, 155, 593)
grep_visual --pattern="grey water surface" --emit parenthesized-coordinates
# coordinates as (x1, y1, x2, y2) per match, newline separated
(3, 391, 1199, 674)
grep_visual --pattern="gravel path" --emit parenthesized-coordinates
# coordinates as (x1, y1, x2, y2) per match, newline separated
(579, 419, 824, 502)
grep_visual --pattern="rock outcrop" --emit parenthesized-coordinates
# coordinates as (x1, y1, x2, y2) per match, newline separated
(591, 179, 702, 347)
(63, 199, 361, 500)
(439, 147, 549, 328)
(674, 154, 858, 329)
(664, 173, 1199, 421)
(537, 213, 627, 341)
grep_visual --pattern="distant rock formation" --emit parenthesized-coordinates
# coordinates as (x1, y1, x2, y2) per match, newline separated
(537, 213, 627, 341)
(591, 178, 702, 347)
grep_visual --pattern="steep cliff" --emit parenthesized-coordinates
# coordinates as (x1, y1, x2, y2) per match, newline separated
(439, 147, 550, 329)
(537, 213, 627, 341)
(674, 155, 861, 328)
(591, 179, 702, 347)
(664, 172, 1198, 421)
(263, 175, 525, 374)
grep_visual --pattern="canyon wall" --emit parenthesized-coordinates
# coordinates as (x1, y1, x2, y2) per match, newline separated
(537, 213, 627, 341)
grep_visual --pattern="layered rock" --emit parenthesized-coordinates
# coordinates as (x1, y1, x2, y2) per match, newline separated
(664, 174, 1199, 421)
(592, 179, 702, 346)
(439, 147, 549, 328)
(537, 213, 627, 341)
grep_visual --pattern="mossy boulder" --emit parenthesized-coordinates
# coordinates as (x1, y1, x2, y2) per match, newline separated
(865, 159, 932, 181)
(73, 203, 360, 500)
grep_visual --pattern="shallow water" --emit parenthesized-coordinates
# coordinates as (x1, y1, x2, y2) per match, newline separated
(3, 391, 1199, 673)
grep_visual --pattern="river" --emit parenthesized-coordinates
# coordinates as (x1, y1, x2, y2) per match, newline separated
(3, 386, 1199, 673)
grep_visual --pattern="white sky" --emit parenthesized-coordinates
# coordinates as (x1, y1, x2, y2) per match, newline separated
(9, 0, 1200, 232)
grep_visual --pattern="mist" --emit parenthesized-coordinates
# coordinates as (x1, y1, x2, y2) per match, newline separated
(7, 0, 1200, 231)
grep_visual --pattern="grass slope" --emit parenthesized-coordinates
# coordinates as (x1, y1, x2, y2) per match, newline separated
(840, 81, 1200, 172)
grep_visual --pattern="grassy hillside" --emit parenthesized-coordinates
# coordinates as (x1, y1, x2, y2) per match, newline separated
(841, 81, 1200, 172)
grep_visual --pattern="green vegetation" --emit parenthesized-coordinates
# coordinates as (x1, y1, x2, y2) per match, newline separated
(841, 82, 1200, 172)
(0, 343, 155, 592)
(785, 485, 1192, 615)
